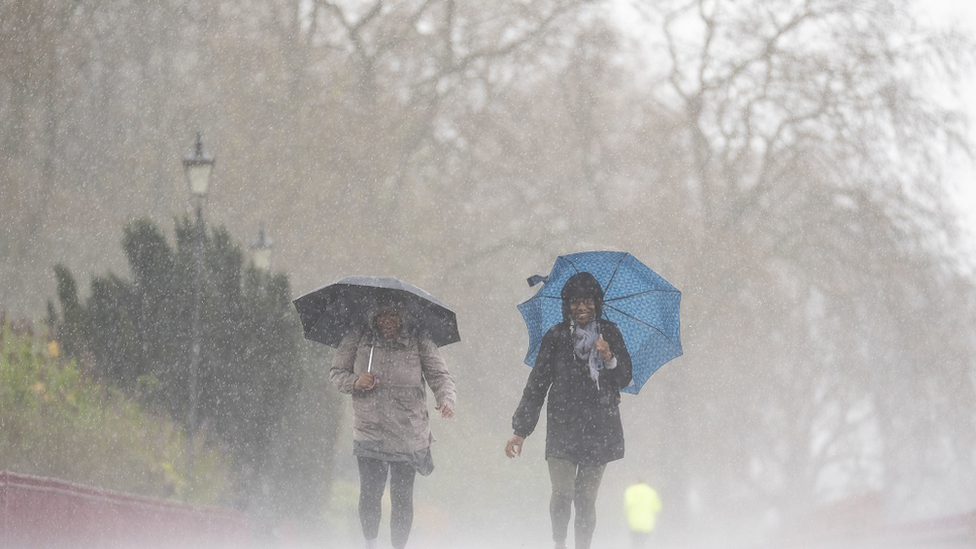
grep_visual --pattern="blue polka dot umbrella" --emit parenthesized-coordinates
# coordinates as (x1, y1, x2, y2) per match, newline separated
(518, 251, 682, 394)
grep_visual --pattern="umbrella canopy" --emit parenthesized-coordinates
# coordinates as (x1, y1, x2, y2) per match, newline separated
(294, 276, 460, 347)
(518, 251, 682, 394)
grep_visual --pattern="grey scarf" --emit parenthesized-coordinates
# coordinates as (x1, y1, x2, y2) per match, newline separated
(573, 320, 603, 388)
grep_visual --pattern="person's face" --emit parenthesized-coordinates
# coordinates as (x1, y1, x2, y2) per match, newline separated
(375, 310, 402, 340)
(569, 296, 596, 325)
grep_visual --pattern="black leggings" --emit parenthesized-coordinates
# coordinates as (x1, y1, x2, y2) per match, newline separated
(357, 456, 417, 549)
(548, 458, 607, 549)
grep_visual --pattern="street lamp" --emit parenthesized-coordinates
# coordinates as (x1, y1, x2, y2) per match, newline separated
(250, 224, 273, 272)
(184, 133, 214, 198)
(182, 132, 214, 485)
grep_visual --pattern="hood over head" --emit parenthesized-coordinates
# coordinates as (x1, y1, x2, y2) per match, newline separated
(364, 294, 412, 339)
(560, 271, 604, 323)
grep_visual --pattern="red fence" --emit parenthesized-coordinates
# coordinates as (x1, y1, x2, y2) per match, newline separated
(0, 471, 252, 549)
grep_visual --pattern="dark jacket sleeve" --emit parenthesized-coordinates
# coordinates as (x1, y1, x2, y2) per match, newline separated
(602, 321, 633, 390)
(511, 328, 557, 438)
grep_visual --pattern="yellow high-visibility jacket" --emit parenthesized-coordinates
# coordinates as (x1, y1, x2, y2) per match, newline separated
(624, 483, 662, 533)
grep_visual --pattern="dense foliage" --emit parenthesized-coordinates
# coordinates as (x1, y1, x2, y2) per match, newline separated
(51, 217, 307, 509)
(0, 318, 235, 504)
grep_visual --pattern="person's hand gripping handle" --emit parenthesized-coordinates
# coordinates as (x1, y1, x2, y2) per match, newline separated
(354, 372, 378, 391)
(596, 334, 613, 363)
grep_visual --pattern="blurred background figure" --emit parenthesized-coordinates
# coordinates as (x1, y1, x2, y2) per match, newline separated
(625, 479, 662, 549)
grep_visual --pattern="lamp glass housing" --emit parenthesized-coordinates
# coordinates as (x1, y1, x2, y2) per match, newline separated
(185, 162, 212, 197)
(252, 247, 272, 271)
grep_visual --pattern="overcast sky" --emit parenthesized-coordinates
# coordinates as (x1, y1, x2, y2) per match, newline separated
(921, 1, 976, 260)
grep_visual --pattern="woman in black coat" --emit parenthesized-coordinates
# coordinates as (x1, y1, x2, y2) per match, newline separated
(505, 272, 633, 549)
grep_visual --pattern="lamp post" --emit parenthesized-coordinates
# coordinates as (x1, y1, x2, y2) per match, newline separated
(247, 223, 274, 534)
(250, 224, 273, 272)
(182, 132, 214, 484)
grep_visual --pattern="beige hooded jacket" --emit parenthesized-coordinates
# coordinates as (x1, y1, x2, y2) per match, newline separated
(330, 325, 456, 454)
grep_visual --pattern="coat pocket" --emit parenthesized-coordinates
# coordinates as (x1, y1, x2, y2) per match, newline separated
(352, 392, 380, 432)
(389, 386, 428, 427)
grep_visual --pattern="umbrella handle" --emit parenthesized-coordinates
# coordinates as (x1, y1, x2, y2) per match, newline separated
(367, 344, 374, 373)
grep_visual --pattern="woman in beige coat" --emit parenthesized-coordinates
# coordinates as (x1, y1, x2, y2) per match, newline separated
(330, 300, 456, 549)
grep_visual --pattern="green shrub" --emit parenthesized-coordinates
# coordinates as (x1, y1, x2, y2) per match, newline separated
(0, 319, 235, 505)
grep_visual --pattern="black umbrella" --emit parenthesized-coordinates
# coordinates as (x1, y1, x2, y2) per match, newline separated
(293, 275, 460, 347)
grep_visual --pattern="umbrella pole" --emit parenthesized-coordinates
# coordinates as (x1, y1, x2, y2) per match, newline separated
(367, 345, 374, 373)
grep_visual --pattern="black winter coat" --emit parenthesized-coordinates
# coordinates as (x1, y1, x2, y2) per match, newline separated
(511, 319, 632, 467)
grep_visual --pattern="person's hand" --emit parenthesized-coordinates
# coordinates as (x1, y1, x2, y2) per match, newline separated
(436, 401, 454, 419)
(354, 372, 377, 391)
(505, 435, 524, 458)
(596, 334, 613, 362)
